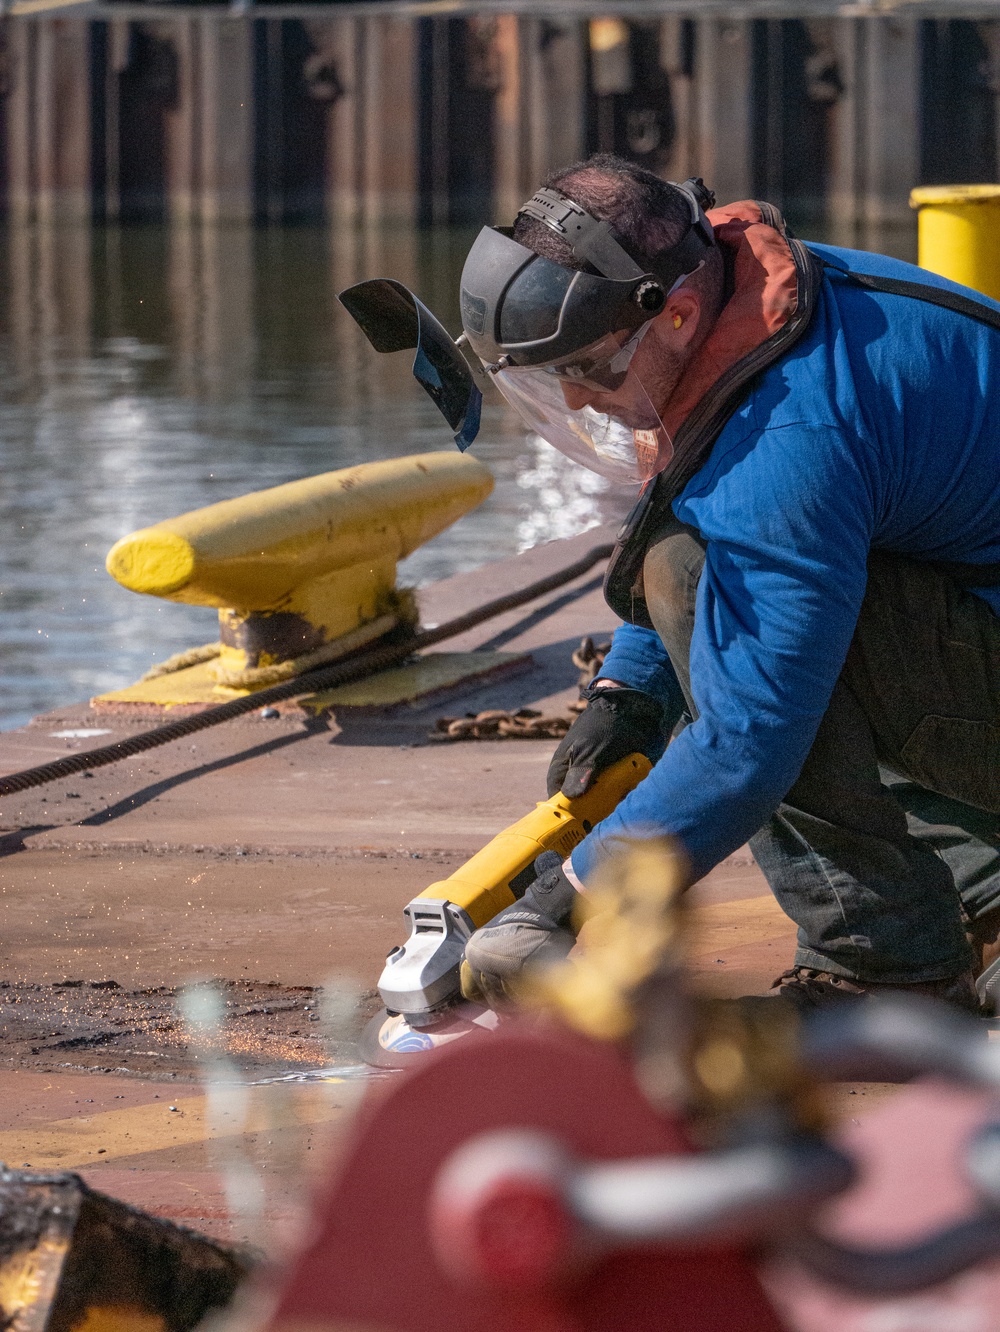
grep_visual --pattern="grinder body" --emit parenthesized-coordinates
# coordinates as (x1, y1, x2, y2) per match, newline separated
(377, 753, 652, 1025)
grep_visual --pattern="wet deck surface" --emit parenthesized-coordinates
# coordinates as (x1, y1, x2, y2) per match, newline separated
(0, 526, 896, 1246)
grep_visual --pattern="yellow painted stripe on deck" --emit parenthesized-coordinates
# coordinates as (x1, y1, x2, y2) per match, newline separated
(0, 1086, 346, 1171)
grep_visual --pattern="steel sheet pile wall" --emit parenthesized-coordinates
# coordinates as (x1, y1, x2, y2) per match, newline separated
(0, 13, 996, 236)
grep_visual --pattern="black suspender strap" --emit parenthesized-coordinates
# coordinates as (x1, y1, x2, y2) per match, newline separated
(823, 256, 1000, 589)
(822, 258, 1000, 335)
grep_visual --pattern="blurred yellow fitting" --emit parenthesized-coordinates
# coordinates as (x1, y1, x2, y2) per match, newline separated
(522, 838, 690, 1043)
(105, 453, 493, 679)
(692, 1037, 747, 1098)
(686, 998, 826, 1137)
(910, 184, 1000, 302)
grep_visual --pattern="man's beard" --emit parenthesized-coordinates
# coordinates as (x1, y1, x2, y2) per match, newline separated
(632, 338, 689, 419)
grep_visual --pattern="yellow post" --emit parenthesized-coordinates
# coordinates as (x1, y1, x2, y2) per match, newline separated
(910, 184, 1000, 300)
(103, 452, 493, 697)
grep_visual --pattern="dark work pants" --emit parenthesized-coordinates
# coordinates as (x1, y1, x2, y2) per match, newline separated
(642, 520, 1000, 983)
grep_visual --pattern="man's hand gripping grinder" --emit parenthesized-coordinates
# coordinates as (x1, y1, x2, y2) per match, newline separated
(361, 753, 651, 1066)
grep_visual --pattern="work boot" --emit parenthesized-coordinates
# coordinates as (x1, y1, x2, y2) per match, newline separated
(768, 966, 983, 1015)
(461, 851, 578, 1010)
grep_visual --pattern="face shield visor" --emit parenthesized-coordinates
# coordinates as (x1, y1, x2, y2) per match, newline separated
(458, 183, 715, 485)
(491, 323, 673, 485)
(338, 278, 482, 450)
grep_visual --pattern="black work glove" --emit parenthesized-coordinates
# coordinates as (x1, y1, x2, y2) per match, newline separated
(546, 683, 666, 799)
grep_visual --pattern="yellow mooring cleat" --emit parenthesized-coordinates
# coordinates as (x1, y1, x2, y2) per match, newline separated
(99, 452, 493, 704)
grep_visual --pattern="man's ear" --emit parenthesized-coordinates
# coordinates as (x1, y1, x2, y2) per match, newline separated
(662, 288, 702, 346)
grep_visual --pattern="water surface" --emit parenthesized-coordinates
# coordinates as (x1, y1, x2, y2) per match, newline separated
(0, 223, 625, 730)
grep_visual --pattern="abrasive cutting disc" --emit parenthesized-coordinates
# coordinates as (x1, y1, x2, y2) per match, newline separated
(359, 1003, 500, 1069)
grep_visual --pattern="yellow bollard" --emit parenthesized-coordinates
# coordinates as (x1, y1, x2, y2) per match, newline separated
(910, 184, 1000, 301)
(102, 452, 493, 702)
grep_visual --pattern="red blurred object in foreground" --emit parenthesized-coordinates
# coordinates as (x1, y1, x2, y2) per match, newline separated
(264, 1024, 787, 1332)
(256, 1022, 1000, 1332)
(765, 1078, 1000, 1332)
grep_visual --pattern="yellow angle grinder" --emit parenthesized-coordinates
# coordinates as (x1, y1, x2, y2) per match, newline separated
(360, 752, 651, 1067)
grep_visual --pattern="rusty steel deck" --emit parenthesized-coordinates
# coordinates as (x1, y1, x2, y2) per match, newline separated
(0, 527, 896, 1245)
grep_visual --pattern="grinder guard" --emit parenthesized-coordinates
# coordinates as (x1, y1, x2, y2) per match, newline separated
(338, 278, 483, 450)
(379, 897, 477, 1022)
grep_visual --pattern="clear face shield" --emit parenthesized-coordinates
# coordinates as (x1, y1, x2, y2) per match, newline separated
(487, 320, 674, 487)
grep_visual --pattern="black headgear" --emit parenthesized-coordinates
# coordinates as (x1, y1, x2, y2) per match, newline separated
(460, 178, 716, 370)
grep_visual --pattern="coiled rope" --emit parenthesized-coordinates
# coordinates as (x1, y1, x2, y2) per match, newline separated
(0, 543, 613, 798)
(140, 590, 419, 690)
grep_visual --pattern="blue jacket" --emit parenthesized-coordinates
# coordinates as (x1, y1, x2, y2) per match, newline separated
(572, 243, 1000, 885)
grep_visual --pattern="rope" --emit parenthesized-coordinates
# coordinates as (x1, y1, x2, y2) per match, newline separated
(209, 612, 402, 690)
(0, 543, 613, 798)
(141, 643, 221, 681)
(141, 592, 419, 689)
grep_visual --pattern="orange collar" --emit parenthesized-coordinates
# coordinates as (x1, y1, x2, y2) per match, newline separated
(659, 201, 801, 440)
